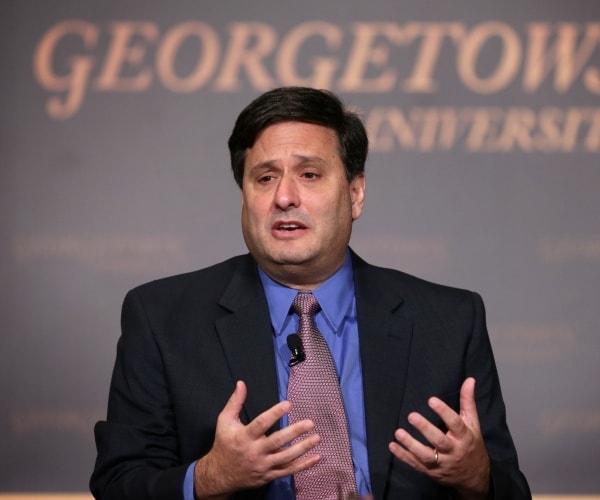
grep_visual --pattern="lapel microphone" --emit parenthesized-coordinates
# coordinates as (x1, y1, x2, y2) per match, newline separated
(287, 334, 306, 366)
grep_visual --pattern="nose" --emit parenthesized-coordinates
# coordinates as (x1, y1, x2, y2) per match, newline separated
(274, 174, 299, 210)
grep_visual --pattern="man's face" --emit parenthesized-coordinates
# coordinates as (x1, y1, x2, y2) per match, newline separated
(241, 121, 365, 289)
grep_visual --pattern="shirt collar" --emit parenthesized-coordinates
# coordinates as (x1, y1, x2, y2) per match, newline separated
(258, 250, 355, 336)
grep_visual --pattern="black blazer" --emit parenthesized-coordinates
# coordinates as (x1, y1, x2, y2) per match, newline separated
(90, 251, 531, 499)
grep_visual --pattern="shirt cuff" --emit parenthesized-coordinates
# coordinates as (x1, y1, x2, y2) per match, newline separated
(183, 460, 198, 500)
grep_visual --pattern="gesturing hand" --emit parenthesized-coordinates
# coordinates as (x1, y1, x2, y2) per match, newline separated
(194, 380, 321, 499)
(389, 377, 490, 500)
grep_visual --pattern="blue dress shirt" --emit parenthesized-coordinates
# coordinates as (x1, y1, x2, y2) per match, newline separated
(184, 252, 371, 499)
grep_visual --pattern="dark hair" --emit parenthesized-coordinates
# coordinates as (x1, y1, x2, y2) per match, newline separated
(227, 87, 368, 188)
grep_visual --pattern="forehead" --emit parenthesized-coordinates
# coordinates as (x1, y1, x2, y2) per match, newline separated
(246, 122, 341, 165)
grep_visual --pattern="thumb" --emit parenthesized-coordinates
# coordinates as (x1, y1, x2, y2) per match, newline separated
(221, 380, 247, 423)
(460, 377, 481, 429)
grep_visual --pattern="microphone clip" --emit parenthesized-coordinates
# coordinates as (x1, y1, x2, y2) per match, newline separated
(287, 333, 306, 367)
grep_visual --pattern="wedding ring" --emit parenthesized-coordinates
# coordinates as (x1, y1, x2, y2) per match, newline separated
(434, 448, 439, 465)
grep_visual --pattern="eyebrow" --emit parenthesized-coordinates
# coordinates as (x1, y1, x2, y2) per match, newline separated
(247, 154, 328, 172)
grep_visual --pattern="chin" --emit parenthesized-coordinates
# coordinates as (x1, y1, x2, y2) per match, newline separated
(272, 253, 312, 266)
(265, 247, 317, 266)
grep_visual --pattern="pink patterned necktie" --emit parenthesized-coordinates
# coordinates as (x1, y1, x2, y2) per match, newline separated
(287, 292, 357, 500)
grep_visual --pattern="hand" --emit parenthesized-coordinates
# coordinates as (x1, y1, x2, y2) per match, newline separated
(389, 377, 490, 500)
(194, 380, 321, 499)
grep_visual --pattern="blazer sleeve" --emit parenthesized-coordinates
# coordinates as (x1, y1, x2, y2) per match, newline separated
(467, 292, 531, 500)
(89, 288, 190, 500)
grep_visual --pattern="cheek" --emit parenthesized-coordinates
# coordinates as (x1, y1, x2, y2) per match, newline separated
(242, 197, 267, 227)
(336, 190, 355, 220)
(317, 198, 349, 234)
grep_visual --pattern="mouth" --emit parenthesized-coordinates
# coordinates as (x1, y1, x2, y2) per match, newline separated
(276, 222, 302, 231)
(272, 220, 308, 234)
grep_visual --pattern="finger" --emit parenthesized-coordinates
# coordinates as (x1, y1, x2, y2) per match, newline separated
(389, 438, 432, 472)
(393, 427, 439, 466)
(270, 431, 321, 466)
(266, 419, 316, 451)
(272, 450, 322, 477)
(245, 399, 293, 440)
(405, 411, 449, 454)
(428, 396, 467, 441)
(459, 377, 481, 430)
(220, 380, 247, 422)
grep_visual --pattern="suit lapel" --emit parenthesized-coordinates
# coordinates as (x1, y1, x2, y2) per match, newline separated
(215, 256, 280, 427)
(352, 253, 414, 498)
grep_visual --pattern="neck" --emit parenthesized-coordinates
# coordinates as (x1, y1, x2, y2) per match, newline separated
(259, 259, 346, 291)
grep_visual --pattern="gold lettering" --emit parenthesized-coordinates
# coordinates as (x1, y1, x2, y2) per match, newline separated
(583, 25, 600, 93)
(438, 108, 468, 149)
(584, 109, 600, 150)
(411, 107, 438, 150)
(339, 23, 406, 92)
(534, 108, 599, 152)
(403, 23, 466, 92)
(214, 22, 276, 91)
(156, 21, 220, 92)
(94, 21, 159, 91)
(368, 107, 469, 151)
(33, 20, 98, 120)
(366, 107, 417, 151)
(464, 108, 504, 151)
(276, 21, 341, 88)
(561, 108, 587, 151)
(492, 107, 536, 151)
(32, 19, 600, 126)
(363, 105, 600, 152)
(535, 107, 564, 152)
(524, 23, 600, 93)
(458, 22, 521, 93)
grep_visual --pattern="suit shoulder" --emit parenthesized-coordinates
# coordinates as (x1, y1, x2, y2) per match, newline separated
(126, 254, 254, 305)
(352, 253, 481, 308)
(379, 264, 473, 295)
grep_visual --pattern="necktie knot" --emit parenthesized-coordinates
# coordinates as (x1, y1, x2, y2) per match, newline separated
(292, 292, 320, 317)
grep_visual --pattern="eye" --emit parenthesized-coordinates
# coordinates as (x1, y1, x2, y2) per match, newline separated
(258, 175, 273, 183)
(302, 172, 319, 179)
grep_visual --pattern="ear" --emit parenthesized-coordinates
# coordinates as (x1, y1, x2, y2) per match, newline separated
(350, 173, 366, 221)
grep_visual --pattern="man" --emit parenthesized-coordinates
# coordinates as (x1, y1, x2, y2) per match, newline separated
(90, 87, 531, 499)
